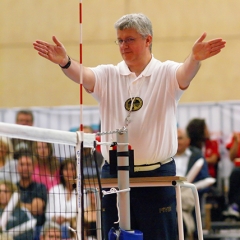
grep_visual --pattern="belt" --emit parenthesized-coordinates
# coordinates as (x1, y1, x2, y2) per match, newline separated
(134, 157, 173, 172)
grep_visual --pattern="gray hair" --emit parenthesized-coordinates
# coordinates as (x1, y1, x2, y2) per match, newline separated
(114, 13, 153, 51)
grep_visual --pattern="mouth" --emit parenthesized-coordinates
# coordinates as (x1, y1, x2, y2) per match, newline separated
(122, 51, 132, 54)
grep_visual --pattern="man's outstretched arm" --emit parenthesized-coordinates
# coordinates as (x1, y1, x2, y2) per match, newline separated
(33, 36, 95, 92)
(177, 32, 226, 90)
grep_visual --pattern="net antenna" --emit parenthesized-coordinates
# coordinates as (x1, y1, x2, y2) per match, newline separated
(79, 0, 83, 133)
(77, 0, 84, 239)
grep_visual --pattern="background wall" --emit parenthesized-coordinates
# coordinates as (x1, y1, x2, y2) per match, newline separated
(1, 0, 239, 108)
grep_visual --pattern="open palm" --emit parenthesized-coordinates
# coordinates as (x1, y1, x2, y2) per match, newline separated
(192, 32, 226, 61)
(33, 36, 67, 65)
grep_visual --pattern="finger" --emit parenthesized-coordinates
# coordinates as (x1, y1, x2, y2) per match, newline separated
(210, 44, 225, 53)
(34, 40, 50, 47)
(209, 49, 221, 57)
(209, 41, 226, 53)
(33, 45, 49, 56)
(196, 32, 207, 43)
(38, 51, 49, 59)
(208, 38, 226, 45)
(52, 36, 62, 47)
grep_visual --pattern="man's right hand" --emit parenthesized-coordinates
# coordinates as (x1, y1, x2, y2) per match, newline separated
(33, 36, 68, 66)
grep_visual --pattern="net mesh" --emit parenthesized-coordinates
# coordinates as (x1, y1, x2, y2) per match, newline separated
(0, 122, 102, 240)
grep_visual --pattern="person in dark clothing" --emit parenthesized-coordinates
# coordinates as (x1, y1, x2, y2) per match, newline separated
(0, 180, 36, 240)
(175, 128, 210, 238)
(16, 152, 47, 240)
(186, 118, 220, 179)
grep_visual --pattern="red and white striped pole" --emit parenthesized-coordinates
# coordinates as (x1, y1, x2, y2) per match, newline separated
(76, 1, 84, 240)
(79, 0, 83, 132)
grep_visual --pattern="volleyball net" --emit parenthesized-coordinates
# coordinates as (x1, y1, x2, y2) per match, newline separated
(0, 122, 102, 240)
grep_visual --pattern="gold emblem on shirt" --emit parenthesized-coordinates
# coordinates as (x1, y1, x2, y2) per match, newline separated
(125, 97, 143, 112)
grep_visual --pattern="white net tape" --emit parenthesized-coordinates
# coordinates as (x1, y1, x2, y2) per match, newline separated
(0, 122, 101, 240)
(0, 122, 95, 147)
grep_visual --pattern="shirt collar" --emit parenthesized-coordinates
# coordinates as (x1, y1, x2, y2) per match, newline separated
(118, 54, 159, 77)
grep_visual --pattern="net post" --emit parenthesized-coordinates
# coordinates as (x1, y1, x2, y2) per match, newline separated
(76, 131, 83, 240)
(117, 129, 131, 230)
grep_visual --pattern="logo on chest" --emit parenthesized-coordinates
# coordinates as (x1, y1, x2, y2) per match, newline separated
(125, 97, 143, 112)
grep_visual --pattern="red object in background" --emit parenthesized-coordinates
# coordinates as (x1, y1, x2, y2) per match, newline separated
(205, 139, 220, 178)
(234, 158, 240, 167)
(112, 144, 132, 150)
(226, 133, 240, 158)
(95, 135, 101, 152)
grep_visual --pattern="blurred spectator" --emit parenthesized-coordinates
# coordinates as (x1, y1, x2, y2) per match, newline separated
(40, 221, 61, 240)
(186, 118, 220, 179)
(12, 109, 35, 159)
(32, 142, 60, 192)
(223, 132, 240, 218)
(17, 152, 47, 240)
(223, 166, 240, 219)
(174, 128, 210, 239)
(0, 180, 36, 240)
(83, 126, 94, 134)
(226, 132, 240, 162)
(175, 128, 210, 183)
(0, 137, 19, 183)
(45, 159, 77, 239)
(15, 110, 34, 126)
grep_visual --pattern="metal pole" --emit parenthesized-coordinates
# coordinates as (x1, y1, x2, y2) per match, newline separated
(117, 130, 131, 230)
(95, 188, 102, 240)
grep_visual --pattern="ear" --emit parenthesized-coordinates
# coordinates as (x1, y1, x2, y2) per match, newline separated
(145, 35, 152, 47)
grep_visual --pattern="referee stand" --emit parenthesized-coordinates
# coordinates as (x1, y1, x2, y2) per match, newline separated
(86, 129, 204, 240)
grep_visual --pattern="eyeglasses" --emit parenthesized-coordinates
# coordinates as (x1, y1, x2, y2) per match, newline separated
(115, 37, 138, 45)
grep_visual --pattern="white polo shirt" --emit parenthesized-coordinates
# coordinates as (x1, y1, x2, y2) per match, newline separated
(91, 56, 184, 165)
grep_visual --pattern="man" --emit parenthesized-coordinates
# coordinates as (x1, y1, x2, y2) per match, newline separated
(13, 109, 35, 158)
(17, 152, 47, 240)
(175, 128, 210, 183)
(15, 109, 34, 126)
(33, 13, 225, 239)
(175, 128, 210, 239)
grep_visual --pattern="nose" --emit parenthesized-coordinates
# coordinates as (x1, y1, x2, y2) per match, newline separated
(120, 42, 129, 49)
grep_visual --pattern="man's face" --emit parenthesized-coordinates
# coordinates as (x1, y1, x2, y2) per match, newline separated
(17, 156, 33, 179)
(177, 129, 190, 154)
(16, 113, 33, 126)
(116, 28, 152, 66)
(42, 229, 61, 240)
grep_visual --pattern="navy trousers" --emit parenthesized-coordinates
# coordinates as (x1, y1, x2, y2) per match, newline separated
(101, 160, 177, 240)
